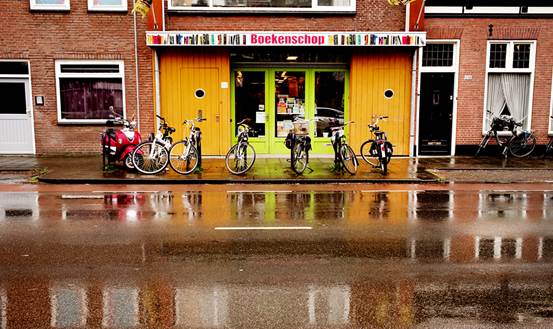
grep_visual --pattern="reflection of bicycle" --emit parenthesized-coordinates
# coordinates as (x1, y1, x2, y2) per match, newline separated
(225, 119, 256, 175)
(360, 115, 393, 175)
(476, 110, 536, 158)
(168, 117, 206, 175)
(329, 121, 358, 175)
(132, 115, 175, 175)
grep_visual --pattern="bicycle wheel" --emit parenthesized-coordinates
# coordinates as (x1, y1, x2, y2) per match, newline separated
(291, 142, 308, 175)
(360, 140, 379, 167)
(132, 141, 169, 175)
(509, 132, 536, 158)
(169, 140, 199, 175)
(543, 138, 553, 158)
(225, 143, 256, 175)
(475, 134, 491, 157)
(380, 155, 388, 175)
(339, 144, 358, 175)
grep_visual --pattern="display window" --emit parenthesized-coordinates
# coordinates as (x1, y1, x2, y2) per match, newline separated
(232, 68, 348, 154)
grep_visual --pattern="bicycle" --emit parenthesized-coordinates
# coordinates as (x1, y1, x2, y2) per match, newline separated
(168, 117, 206, 175)
(132, 115, 175, 175)
(225, 119, 256, 175)
(285, 120, 313, 175)
(542, 116, 553, 158)
(360, 115, 393, 175)
(329, 121, 358, 175)
(475, 110, 536, 158)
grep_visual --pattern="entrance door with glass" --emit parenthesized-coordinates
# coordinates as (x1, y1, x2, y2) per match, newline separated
(0, 78, 34, 154)
(232, 68, 347, 155)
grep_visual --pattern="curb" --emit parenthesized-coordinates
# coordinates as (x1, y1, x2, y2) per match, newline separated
(37, 177, 441, 185)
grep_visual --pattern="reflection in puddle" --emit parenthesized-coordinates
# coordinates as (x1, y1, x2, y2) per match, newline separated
(4, 190, 549, 225)
(1, 277, 552, 328)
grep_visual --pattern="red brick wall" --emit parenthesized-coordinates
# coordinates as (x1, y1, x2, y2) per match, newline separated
(0, 0, 154, 155)
(165, 1, 406, 31)
(1, 0, 407, 155)
(425, 18, 553, 145)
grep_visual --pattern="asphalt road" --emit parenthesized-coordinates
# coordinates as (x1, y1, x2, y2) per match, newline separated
(1, 184, 553, 328)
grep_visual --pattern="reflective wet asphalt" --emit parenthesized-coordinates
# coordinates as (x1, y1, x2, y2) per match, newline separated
(1, 187, 553, 328)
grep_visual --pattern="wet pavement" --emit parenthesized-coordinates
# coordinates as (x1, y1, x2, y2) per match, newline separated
(1, 188, 553, 328)
(2, 154, 553, 184)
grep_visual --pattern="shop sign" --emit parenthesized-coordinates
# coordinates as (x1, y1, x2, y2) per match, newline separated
(146, 31, 426, 47)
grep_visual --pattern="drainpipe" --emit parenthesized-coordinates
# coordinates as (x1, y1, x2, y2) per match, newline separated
(409, 48, 418, 158)
(133, 10, 141, 131)
(154, 50, 161, 121)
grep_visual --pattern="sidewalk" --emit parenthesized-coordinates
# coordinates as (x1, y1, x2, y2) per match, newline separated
(1, 154, 553, 184)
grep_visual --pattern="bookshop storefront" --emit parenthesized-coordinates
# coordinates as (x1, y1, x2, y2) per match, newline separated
(147, 31, 425, 156)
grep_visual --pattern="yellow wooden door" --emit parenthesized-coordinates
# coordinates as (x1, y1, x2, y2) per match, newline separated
(159, 49, 230, 155)
(350, 50, 412, 155)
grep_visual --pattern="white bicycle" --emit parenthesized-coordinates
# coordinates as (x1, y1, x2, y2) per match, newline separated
(132, 115, 175, 175)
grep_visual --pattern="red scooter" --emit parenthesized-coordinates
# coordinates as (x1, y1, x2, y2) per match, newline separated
(101, 106, 142, 170)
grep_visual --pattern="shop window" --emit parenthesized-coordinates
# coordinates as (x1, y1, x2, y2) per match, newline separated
(169, 0, 354, 12)
(422, 43, 454, 67)
(234, 71, 265, 137)
(30, 0, 70, 10)
(484, 41, 535, 130)
(314, 71, 345, 138)
(275, 71, 305, 138)
(55, 60, 125, 124)
(88, 0, 127, 11)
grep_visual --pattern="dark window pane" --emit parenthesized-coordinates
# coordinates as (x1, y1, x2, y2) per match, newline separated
(172, 0, 209, 6)
(59, 78, 123, 120)
(422, 44, 453, 67)
(489, 44, 507, 68)
(513, 44, 530, 69)
(314, 71, 345, 137)
(0, 62, 29, 75)
(60, 64, 120, 73)
(234, 71, 265, 136)
(0, 82, 27, 114)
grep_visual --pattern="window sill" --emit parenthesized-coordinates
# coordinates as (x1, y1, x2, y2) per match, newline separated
(167, 7, 355, 14)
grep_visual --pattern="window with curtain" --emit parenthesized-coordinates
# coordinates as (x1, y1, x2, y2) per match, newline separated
(55, 61, 125, 123)
(484, 41, 534, 130)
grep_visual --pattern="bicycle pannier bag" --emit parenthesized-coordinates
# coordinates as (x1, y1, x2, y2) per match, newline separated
(285, 132, 294, 149)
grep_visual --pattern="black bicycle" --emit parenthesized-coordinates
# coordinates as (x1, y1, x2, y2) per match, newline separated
(225, 119, 256, 175)
(329, 121, 358, 175)
(285, 121, 312, 175)
(360, 115, 393, 175)
(476, 110, 536, 158)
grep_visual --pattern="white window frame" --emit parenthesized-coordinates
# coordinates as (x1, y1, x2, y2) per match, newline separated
(30, 0, 70, 11)
(55, 60, 126, 124)
(482, 40, 536, 133)
(167, 0, 355, 13)
(416, 40, 460, 156)
(88, 0, 127, 11)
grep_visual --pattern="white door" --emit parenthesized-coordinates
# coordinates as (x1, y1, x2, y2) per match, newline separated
(0, 78, 34, 154)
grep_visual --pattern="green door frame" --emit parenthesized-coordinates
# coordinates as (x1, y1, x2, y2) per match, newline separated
(231, 67, 349, 155)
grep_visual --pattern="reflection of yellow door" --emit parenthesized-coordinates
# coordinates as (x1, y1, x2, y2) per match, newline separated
(159, 49, 230, 155)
